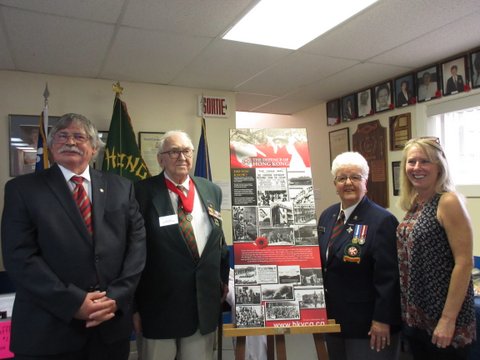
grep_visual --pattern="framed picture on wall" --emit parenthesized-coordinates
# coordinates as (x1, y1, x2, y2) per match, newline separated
(326, 99, 341, 126)
(94, 131, 108, 170)
(442, 56, 467, 96)
(392, 161, 401, 196)
(357, 88, 373, 117)
(341, 94, 357, 122)
(395, 74, 416, 107)
(139, 131, 165, 176)
(374, 81, 393, 113)
(328, 127, 350, 165)
(416, 65, 440, 102)
(470, 50, 480, 89)
(8, 114, 60, 177)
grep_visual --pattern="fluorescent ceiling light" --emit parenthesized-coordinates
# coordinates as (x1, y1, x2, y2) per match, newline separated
(223, 0, 378, 50)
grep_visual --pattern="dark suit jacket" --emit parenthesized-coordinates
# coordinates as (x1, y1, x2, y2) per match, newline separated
(1, 164, 146, 355)
(317, 196, 401, 338)
(446, 74, 465, 94)
(134, 172, 229, 339)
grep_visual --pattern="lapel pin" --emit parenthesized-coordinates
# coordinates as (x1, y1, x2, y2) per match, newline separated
(100, 188, 104, 193)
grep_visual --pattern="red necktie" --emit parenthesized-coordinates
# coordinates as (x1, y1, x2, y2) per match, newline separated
(327, 210, 345, 259)
(71, 176, 93, 235)
(177, 185, 199, 261)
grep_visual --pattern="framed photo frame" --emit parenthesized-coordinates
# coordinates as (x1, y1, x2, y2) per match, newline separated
(416, 65, 440, 102)
(442, 56, 467, 96)
(341, 94, 357, 122)
(8, 114, 60, 177)
(94, 131, 108, 170)
(139, 131, 165, 176)
(395, 74, 415, 108)
(328, 127, 350, 165)
(392, 161, 401, 196)
(389, 113, 411, 151)
(374, 81, 393, 113)
(470, 50, 480, 89)
(357, 88, 373, 117)
(326, 99, 341, 126)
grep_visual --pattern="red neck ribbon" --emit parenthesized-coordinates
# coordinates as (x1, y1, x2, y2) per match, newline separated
(165, 178, 195, 213)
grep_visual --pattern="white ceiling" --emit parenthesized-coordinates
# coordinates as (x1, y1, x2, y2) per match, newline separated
(1, 0, 479, 115)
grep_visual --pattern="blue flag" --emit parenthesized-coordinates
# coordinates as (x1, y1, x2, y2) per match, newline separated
(194, 117, 211, 180)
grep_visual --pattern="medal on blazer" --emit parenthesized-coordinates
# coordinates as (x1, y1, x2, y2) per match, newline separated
(208, 203, 222, 223)
(352, 224, 368, 245)
(343, 244, 361, 263)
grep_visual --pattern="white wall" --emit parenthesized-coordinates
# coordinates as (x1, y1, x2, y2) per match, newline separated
(0, 70, 236, 269)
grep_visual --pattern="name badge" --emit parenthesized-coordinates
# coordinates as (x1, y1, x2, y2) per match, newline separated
(159, 214, 178, 227)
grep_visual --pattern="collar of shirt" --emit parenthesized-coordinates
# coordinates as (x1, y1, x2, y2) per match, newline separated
(58, 164, 92, 198)
(164, 173, 190, 193)
(340, 199, 362, 223)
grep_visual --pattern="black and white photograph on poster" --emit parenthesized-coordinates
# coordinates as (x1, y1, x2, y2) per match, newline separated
(293, 225, 318, 246)
(294, 287, 325, 309)
(265, 301, 300, 321)
(259, 227, 294, 245)
(258, 207, 271, 226)
(293, 203, 316, 225)
(289, 185, 314, 205)
(271, 202, 293, 227)
(300, 268, 324, 286)
(257, 265, 278, 284)
(288, 170, 312, 186)
(235, 285, 261, 305)
(261, 284, 295, 301)
(235, 265, 257, 285)
(232, 206, 258, 242)
(236, 305, 265, 328)
(278, 265, 301, 284)
(258, 190, 288, 206)
(231, 168, 257, 206)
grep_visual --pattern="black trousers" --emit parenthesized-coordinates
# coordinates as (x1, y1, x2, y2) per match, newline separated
(13, 328, 130, 360)
(403, 327, 472, 360)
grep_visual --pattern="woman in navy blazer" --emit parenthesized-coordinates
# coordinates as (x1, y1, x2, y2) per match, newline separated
(317, 152, 401, 360)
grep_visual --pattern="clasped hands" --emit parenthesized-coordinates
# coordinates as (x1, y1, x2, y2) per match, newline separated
(74, 291, 117, 328)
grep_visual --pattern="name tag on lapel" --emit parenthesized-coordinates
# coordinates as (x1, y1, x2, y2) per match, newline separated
(159, 214, 178, 227)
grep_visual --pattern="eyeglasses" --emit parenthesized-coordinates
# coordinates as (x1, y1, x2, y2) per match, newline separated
(160, 148, 194, 159)
(335, 174, 364, 184)
(54, 132, 90, 144)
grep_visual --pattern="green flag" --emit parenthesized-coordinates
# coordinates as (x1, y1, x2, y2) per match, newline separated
(102, 96, 151, 182)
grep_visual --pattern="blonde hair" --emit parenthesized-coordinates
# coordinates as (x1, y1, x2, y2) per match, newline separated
(398, 137, 455, 211)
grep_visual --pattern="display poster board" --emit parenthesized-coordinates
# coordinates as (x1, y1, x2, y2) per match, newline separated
(230, 128, 327, 328)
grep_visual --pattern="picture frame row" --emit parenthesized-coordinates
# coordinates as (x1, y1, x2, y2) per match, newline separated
(327, 49, 480, 126)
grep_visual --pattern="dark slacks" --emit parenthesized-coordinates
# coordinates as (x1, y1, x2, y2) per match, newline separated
(13, 328, 130, 360)
(325, 333, 400, 360)
(403, 327, 472, 360)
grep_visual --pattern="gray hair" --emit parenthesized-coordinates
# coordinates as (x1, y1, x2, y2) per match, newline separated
(331, 152, 369, 179)
(157, 130, 194, 155)
(47, 113, 104, 156)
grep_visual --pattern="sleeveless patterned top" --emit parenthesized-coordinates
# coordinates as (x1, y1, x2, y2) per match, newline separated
(397, 193, 476, 347)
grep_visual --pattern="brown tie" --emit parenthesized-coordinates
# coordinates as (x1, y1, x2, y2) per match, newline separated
(71, 176, 93, 235)
(327, 210, 345, 259)
(177, 185, 199, 261)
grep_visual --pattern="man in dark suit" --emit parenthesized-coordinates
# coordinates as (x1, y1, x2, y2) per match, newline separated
(1, 113, 146, 360)
(134, 130, 229, 360)
(317, 152, 401, 360)
(445, 65, 465, 94)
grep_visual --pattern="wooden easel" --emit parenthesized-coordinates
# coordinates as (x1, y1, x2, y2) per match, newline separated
(222, 320, 340, 360)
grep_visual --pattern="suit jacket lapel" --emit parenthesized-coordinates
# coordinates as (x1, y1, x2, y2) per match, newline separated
(91, 168, 106, 240)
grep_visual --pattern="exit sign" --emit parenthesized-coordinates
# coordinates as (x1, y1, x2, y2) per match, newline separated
(198, 96, 228, 117)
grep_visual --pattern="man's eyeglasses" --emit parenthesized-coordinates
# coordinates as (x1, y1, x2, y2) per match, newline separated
(54, 132, 90, 144)
(161, 148, 194, 159)
(335, 174, 364, 184)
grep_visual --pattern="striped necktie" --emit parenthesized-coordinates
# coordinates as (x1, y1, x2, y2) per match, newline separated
(177, 185, 199, 261)
(71, 176, 93, 235)
(327, 210, 345, 259)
